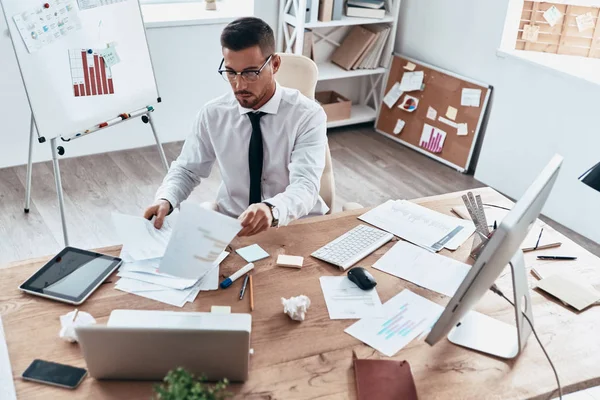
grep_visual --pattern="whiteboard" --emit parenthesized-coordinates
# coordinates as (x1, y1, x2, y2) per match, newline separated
(0, 0, 159, 140)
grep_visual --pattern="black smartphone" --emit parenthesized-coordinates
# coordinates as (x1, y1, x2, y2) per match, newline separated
(22, 359, 87, 389)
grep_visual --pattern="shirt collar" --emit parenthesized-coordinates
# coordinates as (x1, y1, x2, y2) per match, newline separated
(237, 82, 283, 116)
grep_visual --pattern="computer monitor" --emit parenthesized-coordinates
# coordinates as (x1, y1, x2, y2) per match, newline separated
(425, 154, 563, 359)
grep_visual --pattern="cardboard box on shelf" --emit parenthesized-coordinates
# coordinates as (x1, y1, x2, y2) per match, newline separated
(316, 91, 352, 122)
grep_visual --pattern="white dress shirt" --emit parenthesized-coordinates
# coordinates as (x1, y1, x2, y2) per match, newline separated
(155, 83, 329, 226)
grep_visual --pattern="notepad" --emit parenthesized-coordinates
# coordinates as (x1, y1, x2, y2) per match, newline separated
(236, 244, 269, 263)
(354, 359, 418, 400)
(535, 274, 600, 311)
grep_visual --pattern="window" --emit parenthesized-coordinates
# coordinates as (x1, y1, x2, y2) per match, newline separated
(499, 0, 600, 84)
(140, 0, 255, 28)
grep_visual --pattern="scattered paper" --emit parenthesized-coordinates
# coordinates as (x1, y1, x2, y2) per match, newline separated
(70, 48, 115, 97)
(0, 316, 16, 400)
(543, 6, 563, 27)
(359, 200, 462, 252)
(282, 295, 311, 321)
(576, 12, 595, 32)
(115, 278, 191, 307)
(319, 276, 383, 320)
(345, 289, 443, 357)
(426, 106, 437, 120)
(399, 95, 419, 112)
(12, 0, 82, 54)
(399, 71, 424, 92)
(159, 201, 242, 279)
(393, 119, 406, 135)
(99, 46, 120, 68)
(419, 123, 447, 154)
(536, 274, 600, 311)
(438, 116, 458, 129)
(522, 24, 540, 42)
(77, 0, 127, 10)
(383, 82, 403, 108)
(236, 244, 269, 263)
(445, 106, 458, 120)
(374, 241, 470, 297)
(457, 123, 468, 136)
(112, 211, 178, 262)
(461, 88, 482, 107)
(404, 62, 416, 71)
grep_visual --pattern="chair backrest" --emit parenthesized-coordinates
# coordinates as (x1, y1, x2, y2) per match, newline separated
(276, 53, 335, 214)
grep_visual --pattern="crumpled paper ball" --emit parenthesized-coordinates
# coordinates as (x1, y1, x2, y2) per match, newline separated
(59, 309, 96, 343)
(281, 295, 311, 321)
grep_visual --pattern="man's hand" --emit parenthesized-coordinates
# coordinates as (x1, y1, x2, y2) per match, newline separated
(143, 199, 172, 229)
(238, 203, 273, 237)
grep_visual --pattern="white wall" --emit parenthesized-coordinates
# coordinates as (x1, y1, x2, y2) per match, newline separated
(395, 0, 600, 243)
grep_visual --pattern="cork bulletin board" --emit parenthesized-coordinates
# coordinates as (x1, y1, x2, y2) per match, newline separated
(375, 54, 492, 172)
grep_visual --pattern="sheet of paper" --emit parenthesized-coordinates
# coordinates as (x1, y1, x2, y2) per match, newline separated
(399, 95, 419, 112)
(404, 62, 416, 71)
(115, 278, 191, 307)
(399, 71, 424, 92)
(576, 12, 595, 32)
(345, 289, 443, 357)
(543, 6, 563, 27)
(393, 119, 405, 134)
(438, 116, 458, 129)
(461, 88, 482, 107)
(419, 123, 447, 154)
(319, 276, 383, 319)
(236, 244, 269, 263)
(445, 106, 458, 120)
(112, 211, 178, 262)
(536, 274, 600, 311)
(159, 201, 241, 279)
(99, 46, 120, 68)
(12, 0, 82, 54)
(426, 106, 437, 120)
(522, 24, 540, 42)
(77, 0, 127, 10)
(374, 241, 470, 297)
(359, 200, 460, 252)
(383, 82, 403, 108)
(457, 123, 468, 136)
(0, 317, 16, 400)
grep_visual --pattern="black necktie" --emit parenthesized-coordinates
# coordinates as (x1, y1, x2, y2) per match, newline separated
(247, 111, 266, 205)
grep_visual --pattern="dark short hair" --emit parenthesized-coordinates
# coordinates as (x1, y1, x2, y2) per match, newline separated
(220, 17, 275, 56)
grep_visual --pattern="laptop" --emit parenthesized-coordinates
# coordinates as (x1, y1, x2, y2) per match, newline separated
(75, 310, 252, 382)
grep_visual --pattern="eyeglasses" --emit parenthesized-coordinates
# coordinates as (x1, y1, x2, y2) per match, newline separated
(218, 54, 273, 83)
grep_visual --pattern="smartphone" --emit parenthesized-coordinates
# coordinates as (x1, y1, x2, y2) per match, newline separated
(22, 359, 87, 389)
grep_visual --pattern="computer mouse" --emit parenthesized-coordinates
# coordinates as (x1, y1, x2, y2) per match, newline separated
(347, 267, 377, 291)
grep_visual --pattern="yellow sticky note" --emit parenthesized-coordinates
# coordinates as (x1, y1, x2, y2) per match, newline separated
(404, 62, 416, 71)
(446, 106, 458, 121)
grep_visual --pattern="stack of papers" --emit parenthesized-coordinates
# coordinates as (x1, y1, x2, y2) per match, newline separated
(345, 289, 443, 357)
(373, 241, 471, 297)
(111, 208, 232, 307)
(319, 276, 383, 319)
(359, 200, 475, 252)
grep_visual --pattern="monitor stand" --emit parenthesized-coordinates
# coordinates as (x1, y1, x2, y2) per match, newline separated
(447, 251, 533, 359)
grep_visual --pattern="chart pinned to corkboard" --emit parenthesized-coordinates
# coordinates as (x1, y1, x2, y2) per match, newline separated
(375, 54, 492, 172)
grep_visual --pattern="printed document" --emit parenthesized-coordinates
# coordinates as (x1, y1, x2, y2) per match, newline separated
(320, 276, 383, 319)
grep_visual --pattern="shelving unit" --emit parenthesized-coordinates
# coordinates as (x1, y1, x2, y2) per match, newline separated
(278, 0, 401, 128)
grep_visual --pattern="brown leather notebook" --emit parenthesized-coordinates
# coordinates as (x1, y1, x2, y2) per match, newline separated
(354, 359, 418, 400)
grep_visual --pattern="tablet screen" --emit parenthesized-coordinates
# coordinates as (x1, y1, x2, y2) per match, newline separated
(20, 247, 121, 303)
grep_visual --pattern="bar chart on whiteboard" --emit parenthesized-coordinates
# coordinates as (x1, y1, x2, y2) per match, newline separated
(419, 123, 447, 154)
(69, 49, 115, 97)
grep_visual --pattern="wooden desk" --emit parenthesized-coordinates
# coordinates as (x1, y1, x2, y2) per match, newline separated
(1, 187, 599, 399)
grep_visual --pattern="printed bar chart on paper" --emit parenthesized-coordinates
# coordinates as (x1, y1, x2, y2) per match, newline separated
(345, 289, 443, 357)
(69, 49, 115, 97)
(419, 123, 447, 154)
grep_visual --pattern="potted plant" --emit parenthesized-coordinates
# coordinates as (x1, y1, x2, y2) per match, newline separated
(154, 368, 231, 400)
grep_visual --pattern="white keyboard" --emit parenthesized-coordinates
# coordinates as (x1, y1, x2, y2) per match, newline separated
(311, 224, 394, 270)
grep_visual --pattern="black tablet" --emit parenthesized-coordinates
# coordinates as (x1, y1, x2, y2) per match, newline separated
(19, 247, 122, 305)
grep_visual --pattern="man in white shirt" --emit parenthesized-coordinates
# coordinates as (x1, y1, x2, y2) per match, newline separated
(144, 17, 328, 236)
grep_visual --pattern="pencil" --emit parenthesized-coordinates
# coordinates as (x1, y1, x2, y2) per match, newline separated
(249, 275, 254, 311)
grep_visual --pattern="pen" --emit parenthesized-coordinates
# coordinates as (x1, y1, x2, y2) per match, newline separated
(536, 256, 577, 260)
(239, 275, 249, 300)
(533, 228, 543, 250)
(249, 274, 254, 311)
(220, 263, 254, 289)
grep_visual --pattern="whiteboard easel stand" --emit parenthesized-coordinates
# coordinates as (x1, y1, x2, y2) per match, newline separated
(23, 105, 169, 247)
